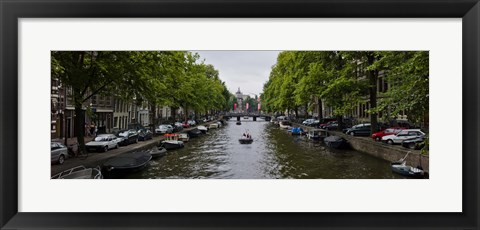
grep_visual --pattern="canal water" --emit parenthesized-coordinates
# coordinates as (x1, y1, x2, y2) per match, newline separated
(127, 118, 407, 179)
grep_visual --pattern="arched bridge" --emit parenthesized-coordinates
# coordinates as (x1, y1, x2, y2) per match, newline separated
(223, 113, 272, 121)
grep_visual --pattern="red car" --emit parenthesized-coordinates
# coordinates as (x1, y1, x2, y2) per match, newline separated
(371, 127, 406, 141)
(182, 122, 190, 128)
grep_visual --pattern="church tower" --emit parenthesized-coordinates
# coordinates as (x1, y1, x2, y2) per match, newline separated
(235, 87, 243, 112)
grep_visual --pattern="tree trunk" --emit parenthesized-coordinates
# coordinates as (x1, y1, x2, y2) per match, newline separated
(74, 105, 85, 156)
(170, 107, 176, 121)
(184, 105, 188, 123)
(367, 53, 378, 135)
(149, 103, 156, 131)
(318, 99, 323, 119)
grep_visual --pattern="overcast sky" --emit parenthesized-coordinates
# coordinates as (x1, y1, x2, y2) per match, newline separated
(194, 51, 280, 97)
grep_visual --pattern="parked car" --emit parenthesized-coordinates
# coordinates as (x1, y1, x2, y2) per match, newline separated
(371, 127, 406, 141)
(401, 136, 427, 149)
(187, 120, 196, 126)
(86, 134, 119, 152)
(116, 130, 139, 146)
(51, 142, 69, 165)
(324, 121, 339, 130)
(381, 129, 426, 145)
(155, 124, 174, 134)
(343, 123, 371, 133)
(317, 118, 337, 129)
(346, 124, 372, 136)
(173, 122, 184, 132)
(302, 119, 316, 126)
(137, 129, 153, 141)
(182, 122, 190, 128)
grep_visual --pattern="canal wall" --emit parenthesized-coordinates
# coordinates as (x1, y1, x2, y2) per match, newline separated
(52, 120, 223, 176)
(333, 132, 429, 173)
(294, 123, 429, 173)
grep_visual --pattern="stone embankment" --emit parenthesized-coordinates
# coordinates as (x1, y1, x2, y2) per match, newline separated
(294, 123, 429, 173)
(51, 121, 219, 176)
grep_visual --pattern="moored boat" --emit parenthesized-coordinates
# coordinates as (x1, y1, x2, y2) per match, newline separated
(390, 151, 425, 178)
(178, 133, 190, 142)
(236, 121, 242, 125)
(150, 147, 167, 159)
(323, 135, 349, 149)
(289, 127, 305, 135)
(209, 123, 219, 129)
(160, 134, 185, 150)
(187, 128, 202, 138)
(391, 161, 425, 178)
(279, 121, 291, 129)
(307, 129, 329, 141)
(102, 151, 152, 178)
(51, 165, 103, 179)
(197, 125, 208, 134)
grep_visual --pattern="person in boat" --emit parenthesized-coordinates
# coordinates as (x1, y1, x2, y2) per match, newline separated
(243, 133, 246, 137)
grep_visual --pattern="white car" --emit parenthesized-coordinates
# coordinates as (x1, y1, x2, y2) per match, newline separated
(381, 129, 425, 145)
(302, 119, 315, 126)
(187, 120, 196, 126)
(155, 125, 173, 134)
(86, 134, 119, 152)
(51, 142, 69, 165)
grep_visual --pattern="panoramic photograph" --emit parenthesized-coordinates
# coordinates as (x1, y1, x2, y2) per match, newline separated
(50, 51, 429, 179)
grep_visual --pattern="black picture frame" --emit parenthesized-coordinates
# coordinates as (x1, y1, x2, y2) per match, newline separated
(1, 0, 479, 229)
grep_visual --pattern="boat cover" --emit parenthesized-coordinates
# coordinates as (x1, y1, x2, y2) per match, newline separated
(103, 152, 152, 169)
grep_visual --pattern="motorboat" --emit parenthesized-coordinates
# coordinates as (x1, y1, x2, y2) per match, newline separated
(289, 127, 305, 135)
(391, 161, 425, 178)
(307, 129, 329, 141)
(187, 128, 202, 138)
(279, 121, 292, 129)
(160, 134, 185, 150)
(178, 133, 190, 142)
(390, 151, 425, 178)
(323, 135, 349, 149)
(150, 147, 167, 159)
(239, 136, 253, 144)
(197, 125, 208, 134)
(102, 151, 152, 178)
(209, 123, 219, 129)
(236, 121, 242, 125)
(51, 165, 103, 179)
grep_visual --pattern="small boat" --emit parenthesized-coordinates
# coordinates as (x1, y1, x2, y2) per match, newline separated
(216, 121, 223, 127)
(102, 152, 152, 178)
(391, 161, 425, 178)
(197, 125, 208, 134)
(323, 135, 349, 149)
(160, 134, 185, 150)
(236, 121, 242, 125)
(150, 147, 167, 159)
(307, 129, 329, 141)
(279, 121, 291, 129)
(239, 137, 253, 144)
(290, 127, 305, 135)
(187, 128, 202, 138)
(178, 133, 190, 142)
(51, 165, 103, 179)
(390, 151, 425, 178)
(209, 123, 219, 129)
